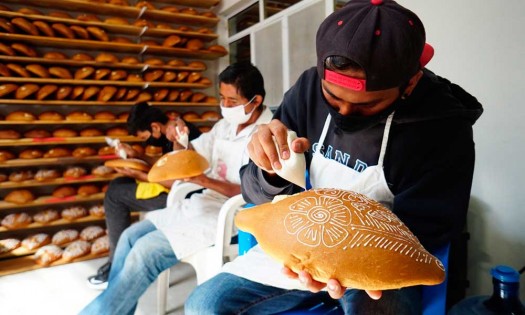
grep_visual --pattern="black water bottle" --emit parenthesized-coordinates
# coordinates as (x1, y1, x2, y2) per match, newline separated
(448, 265, 525, 315)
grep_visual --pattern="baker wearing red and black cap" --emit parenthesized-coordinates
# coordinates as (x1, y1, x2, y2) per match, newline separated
(186, 1, 483, 314)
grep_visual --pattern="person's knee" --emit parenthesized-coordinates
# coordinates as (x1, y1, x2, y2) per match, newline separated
(185, 274, 233, 314)
(104, 177, 131, 202)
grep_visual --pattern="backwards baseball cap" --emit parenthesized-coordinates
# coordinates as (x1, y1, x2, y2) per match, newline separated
(316, 0, 432, 92)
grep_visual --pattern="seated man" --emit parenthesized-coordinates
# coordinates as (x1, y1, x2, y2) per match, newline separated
(79, 62, 273, 315)
(86, 102, 201, 289)
(185, 1, 483, 314)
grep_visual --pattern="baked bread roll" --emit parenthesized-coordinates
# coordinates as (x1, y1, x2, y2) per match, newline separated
(176, 71, 189, 82)
(153, 88, 169, 101)
(6, 111, 35, 121)
(24, 129, 51, 138)
(71, 53, 93, 61)
(144, 58, 164, 66)
(62, 240, 91, 262)
(162, 35, 182, 47)
(37, 84, 58, 100)
(91, 235, 109, 254)
(0, 63, 11, 76)
(0, 238, 21, 254)
(94, 111, 116, 121)
(77, 184, 100, 197)
(82, 86, 100, 100)
(11, 43, 37, 57)
(76, 14, 100, 22)
(71, 86, 85, 100)
(1, 212, 32, 229)
(179, 90, 192, 102)
(91, 165, 115, 176)
(0, 129, 20, 139)
(87, 26, 109, 41)
(74, 67, 95, 80)
(113, 87, 127, 101)
(0, 84, 18, 98)
(114, 37, 133, 44)
(70, 25, 90, 40)
(49, 67, 72, 79)
(208, 44, 228, 54)
(95, 53, 118, 63)
(97, 146, 115, 156)
(190, 92, 207, 103)
(80, 128, 104, 137)
(38, 111, 64, 121)
(118, 112, 129, 121)
(63, 166, 87, 178)
(109, 70, 127, 81)
(187, 61, 206, 70)
(0, 173, 6, 182)
(0, 150, 15, 162)
(11, 17, 39, 36)
(199, 126, 211, 133)
(48, 11, 72, 19)
(18, 149, 43, 159)
(8, 170, 33, 182)
(52, 128, 78, 138)
(145, 145, 162, 157)
(34, 244, 63, 266)
(66, 111, 93, 121)
(180, 8, 198, 15)
(56, 86, 72, 100)
(15, 84, 39, 99)
(186, 39, 204, 51)
(162, 71, 176, 82)
(0, 18, 15, 34)
(35, 169, 61, 181)
(7, 63, 30, 77)
(105, 158, 150, 172)
(43, 52, 68, 60)
(126, 74, 142, 83)
(135, 92, 152, 103)
(148, 150, 209, 182)
(144, 70, 164, 82)
(187, 72, 202, 83)
(4, 189, 35, 204)
(94, 68, 110, 80)
(121, 56, 140, 65)
(61, 206, 87, 220)
(167, 59, 185, 67)
(156, 23, 172, 30)
(88, 204, 105, 217)
(43, 147, 72, 158)
(52, 229, 79, 246)
(33, 209, 60, 224)
(51, 23, 75, 39)
(17, 7, 42, 15)
(104, 17, 129, 25)
(33, 21, 55, 37)
(235, 188, 446, 290)
(80, 225, 105, 241)
(52, 186, 77, 198)
(72, 147, 97, 158)
(182, 111, 199, 120)
(22, 233, 51, 250)
(106, 127, 128, 136)
(97, 86, 117, 102)
(0, 42, 15, 56)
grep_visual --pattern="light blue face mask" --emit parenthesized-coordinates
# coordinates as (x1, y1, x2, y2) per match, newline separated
(220, 96, 256, 125)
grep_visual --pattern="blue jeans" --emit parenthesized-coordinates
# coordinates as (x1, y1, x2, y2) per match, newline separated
(185, 273, 422, 315)
(79, 220, 178, 315)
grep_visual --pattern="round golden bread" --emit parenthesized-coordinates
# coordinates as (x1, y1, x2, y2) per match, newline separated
(66, 111, 93, 121)
(234, 188, 446, 291)
(71, 53, 93, 61)
(11, 43, 37, 57)
(43, 51, 68, 60)
(35, 244, 63, 266)
(77, 184, 100, 197)
(19, 149, 43, 159)
(98, 86, 118, 102)
(0, 43, 15, 56)
(24, 129, 51, 138)
(0, 150, 15, 162)
(15, 84, 39, 99)
(86, 26, 109, 41)
(52, 186, 76, 198)
(32, 21, 54, 36)
(104, 158, 150, 172)
(56, 86, 72, 100)
(49, 67, 72, 79)
(94, 111, 116, 121)
(186, 39, 204, 51)
(37, 84, 58, 100)
(0, 129, 21, 139)
(8, 170, 33, 182)
(80, 128, 103, 137)
(52, 128, 78, 138)
(72, 147, 97, 158)
(145, 145, 162, 157)
(0, 84, 18, 98)
(43, 147, 71, 158)
(26, 64, 50, 78)
(51, 23, 75, 39)
(147, 150, 209, 182)
(106, 127, 128, 136)
(201, 110, 221, 121)
(95, 53, 118, 63)
(6, 111, 36, 121)
(38, 111, 64, 121)
(74, 67, 95, 80)
(4, 189, 35, 204)
(11, 17, 39, 36)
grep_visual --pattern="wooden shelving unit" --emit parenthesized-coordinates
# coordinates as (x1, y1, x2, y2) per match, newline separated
(0, 0, 225, 275)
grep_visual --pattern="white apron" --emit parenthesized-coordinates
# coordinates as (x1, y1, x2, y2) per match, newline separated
(223, 113, 395, 289)
(147, 137, 247, 259)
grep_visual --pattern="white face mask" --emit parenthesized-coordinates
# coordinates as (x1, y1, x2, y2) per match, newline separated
(220, 96, 256, 125)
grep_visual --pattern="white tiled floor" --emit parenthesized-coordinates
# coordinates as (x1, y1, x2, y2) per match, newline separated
(0, 257, 197, 315)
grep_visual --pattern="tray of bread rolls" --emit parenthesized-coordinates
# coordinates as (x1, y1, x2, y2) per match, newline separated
(152, 0, 220, 9)
(1, 0, 219, 26)
(0, 9, 218, 41)
(0, 33, 227, 59)
(0, 192, 105, 211)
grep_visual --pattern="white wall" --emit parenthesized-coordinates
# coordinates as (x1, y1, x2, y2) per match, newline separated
(218, 0, 525, 301)
(398, 0, 525, 300)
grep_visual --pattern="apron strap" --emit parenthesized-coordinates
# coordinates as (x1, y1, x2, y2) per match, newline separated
(377, 112, 395, 167)
(315, 115, 332, 156)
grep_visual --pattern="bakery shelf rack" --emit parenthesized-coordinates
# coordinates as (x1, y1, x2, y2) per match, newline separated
(0, 56, 208, 72)
(0, 192, 105, 211)
(0, 174, 122, 190)
(151, 0, 220, 9)
(0, 156, 117, 168)
(0, 34, 226, 59)
(0, 135, 141, 147)
(0, 215, 106, 235)
(2, 0, 219, 26)
(0, 99, 219, 107)
(0, 10, 219, 41)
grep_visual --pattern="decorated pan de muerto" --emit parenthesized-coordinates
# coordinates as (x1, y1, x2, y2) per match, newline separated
(235, 188, 445, 290)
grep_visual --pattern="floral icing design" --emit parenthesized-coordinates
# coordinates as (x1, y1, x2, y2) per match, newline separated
(284, 195, 351, 247)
